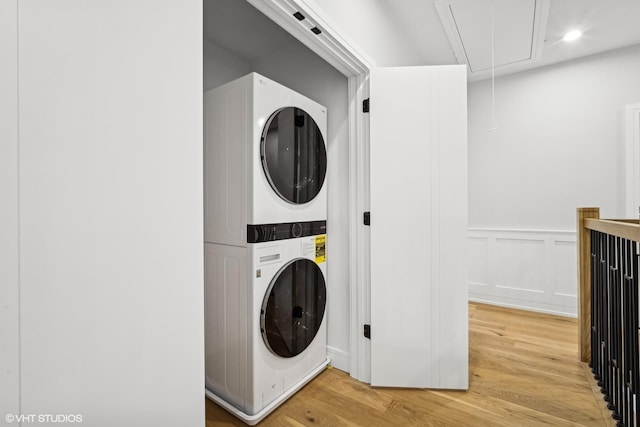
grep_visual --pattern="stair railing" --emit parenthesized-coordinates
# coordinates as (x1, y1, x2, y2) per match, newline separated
(577, 207, 640, 426)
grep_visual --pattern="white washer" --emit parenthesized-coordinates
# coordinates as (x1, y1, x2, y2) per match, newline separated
(204, 72, 328, 247)
(204, 232, 328, 425)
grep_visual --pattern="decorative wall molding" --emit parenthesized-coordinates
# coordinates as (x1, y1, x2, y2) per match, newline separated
(468, 228, 577, 317)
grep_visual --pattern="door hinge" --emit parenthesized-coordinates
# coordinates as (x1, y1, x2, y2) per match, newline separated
(363, 211, 370, 226)
(364, 324, 371, 339)
(362, 98, 370, 113)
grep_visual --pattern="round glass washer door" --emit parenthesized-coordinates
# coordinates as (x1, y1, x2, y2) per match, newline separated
(260, 258, 326, 358)
(261, 107, 327, 205)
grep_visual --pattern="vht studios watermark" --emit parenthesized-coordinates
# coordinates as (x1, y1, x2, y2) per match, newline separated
(5, 414, 83, 423)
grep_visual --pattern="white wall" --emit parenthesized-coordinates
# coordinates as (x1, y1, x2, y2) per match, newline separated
(12, 1, 204, 425)
(0, 0, 20, 418)
(203, 38, 251, 91)
(469, 44, 640, 229)
(467, 44, 640, 315)
(252, 41, 351, 371)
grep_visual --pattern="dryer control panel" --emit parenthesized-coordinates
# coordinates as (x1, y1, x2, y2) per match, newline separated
(247, 220, 326, 243)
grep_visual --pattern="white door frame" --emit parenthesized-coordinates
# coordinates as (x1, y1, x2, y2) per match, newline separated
(246, 0, 374, 382)
(625, 103, 640, 219)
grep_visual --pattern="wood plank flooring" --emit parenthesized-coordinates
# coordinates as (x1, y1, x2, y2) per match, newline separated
(205, 303, 615, 426)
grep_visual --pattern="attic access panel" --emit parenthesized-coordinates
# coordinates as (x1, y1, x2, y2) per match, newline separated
(435, 0, 550, 77)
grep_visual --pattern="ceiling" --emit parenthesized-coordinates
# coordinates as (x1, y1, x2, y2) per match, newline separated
(389, 0, 640, 80)
(204, 0, 640, 81)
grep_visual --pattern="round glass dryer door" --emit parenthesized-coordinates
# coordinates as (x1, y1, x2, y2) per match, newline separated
(261, 107, 327, 204)
(260, 258, 326, 358)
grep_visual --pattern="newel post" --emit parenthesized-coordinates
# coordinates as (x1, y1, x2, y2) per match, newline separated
(577, 207, 600, 363)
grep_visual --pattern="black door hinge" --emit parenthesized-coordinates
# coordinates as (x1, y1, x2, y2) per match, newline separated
(363, 212, 370, 226)
(362, 98, 370, 113)
(364, 324, 371, 339)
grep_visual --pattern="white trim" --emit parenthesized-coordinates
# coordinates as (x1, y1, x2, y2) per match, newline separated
(469, 297, 577, 319)
(350, 73, 370, 383)
(469, 227, 575, 235)
(245, 0, 374, 382)
(625, 103, 640, 219)
(327, 346, 349, 372)
(347, 75, 361, 379)
(246, 0, 372, 77)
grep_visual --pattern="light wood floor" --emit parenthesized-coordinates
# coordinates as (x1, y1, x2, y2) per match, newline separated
(206, 303, 615, 426)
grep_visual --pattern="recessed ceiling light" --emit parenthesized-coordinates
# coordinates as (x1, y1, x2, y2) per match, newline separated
(563, 30, 582, 42)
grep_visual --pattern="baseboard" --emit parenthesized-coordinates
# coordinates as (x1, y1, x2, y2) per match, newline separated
(469, 296, 576, 318)
(327, 346, 349, 372)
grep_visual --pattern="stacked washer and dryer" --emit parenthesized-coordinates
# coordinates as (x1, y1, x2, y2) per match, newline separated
(204, 73, 329, 425)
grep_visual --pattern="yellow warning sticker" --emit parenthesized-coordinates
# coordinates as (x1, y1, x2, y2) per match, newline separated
(315, 235, 326, 263)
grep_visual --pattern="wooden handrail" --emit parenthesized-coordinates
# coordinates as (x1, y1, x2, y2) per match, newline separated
(577, 208, 640, 363)
(584, 218, 640, 242)
(605, 219, 640, 224)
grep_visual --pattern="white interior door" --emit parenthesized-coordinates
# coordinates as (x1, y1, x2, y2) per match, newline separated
(369, 65, 468, 389)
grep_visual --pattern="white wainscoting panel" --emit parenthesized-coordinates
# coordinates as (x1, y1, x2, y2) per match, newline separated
(469, 228, 577, 317)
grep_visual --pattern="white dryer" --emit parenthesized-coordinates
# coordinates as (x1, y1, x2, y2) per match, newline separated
(204, 228, 328, 425)
(204, 72, 328, 248)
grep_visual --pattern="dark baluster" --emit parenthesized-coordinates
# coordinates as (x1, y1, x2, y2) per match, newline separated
(618, 238, 639, 427)
(620, 237, 635, 427)
(607, 235, 619, 420)
(595, 232, 606, 391)
(592, 230, 599, 375)
(589, 229, 639, 425)
(611, 235, 622, 422)
(628, 239, 639, 427)
(602, 232, 611, 404)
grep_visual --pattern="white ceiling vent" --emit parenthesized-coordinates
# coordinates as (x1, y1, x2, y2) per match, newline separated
(435, 0, 550, 80)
